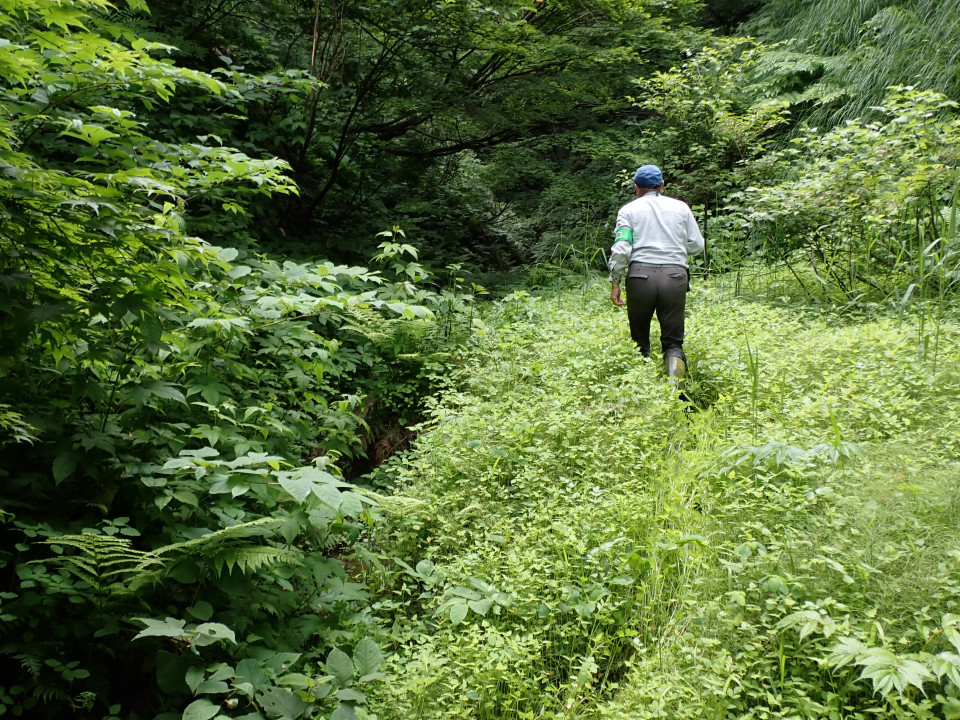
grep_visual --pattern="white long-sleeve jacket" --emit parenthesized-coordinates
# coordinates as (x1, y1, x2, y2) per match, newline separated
(608, 192, 705, 283)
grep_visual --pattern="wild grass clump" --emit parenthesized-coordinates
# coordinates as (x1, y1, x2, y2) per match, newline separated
(745, 0, 960, 125)
(364, 275, 960, 719)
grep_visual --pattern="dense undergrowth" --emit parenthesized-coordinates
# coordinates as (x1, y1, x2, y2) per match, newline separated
(0, 231, 469, 718)
(364, 275, 960, 719)
(0, 5, 471, 716)
(4, 2, 960, 718)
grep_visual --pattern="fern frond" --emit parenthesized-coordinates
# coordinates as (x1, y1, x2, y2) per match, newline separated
(749, 0, 960, 126)
(122, 566, 168, 595)
(355, 487, 425, 516)
(149, 517, 284, 558)
(36, 534, 161, 599)
(793, 82, 848, 106)
(5, 647, 44, 678)
(125, 518, 293, 586)
(0, 402, 38, 445)
(37, 519, 295, 598)
(34, 684, 70, 704)
(209, 546, 303, 577)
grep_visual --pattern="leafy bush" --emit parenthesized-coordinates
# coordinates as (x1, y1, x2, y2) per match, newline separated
(736, 86, 960, 298)
(0, 4, 467, 718)
(629, 38, 791, 210)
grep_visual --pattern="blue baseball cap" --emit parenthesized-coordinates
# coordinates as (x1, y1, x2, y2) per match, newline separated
(633, 164, 663, 188)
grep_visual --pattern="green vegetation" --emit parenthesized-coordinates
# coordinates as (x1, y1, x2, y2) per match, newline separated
(2, 0, 960, 718)
(745, 0, 960, 124)
(726, 87, 960, 298)
(0, 3, 466, 717)
(137, 0, 704, 263)
(367, 281, 960, 719)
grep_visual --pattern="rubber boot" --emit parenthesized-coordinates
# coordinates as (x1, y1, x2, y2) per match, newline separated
(664, 352, 686, 388)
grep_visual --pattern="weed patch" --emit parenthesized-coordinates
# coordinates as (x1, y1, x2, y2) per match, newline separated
(365, 281, 960, 719)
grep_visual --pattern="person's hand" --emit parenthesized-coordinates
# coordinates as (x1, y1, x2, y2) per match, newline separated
(610, 283, 624, 306)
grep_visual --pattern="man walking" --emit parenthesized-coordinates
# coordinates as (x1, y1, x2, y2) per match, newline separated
(608, 164, 704, 383)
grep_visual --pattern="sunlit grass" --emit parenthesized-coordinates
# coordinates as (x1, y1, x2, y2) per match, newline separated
(367, 276, 960, 719)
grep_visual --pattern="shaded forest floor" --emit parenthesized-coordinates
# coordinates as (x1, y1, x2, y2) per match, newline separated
(365, 275, 960, 719)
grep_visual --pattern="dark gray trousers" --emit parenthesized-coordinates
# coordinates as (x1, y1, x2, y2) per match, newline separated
(625, 263, 688, 358)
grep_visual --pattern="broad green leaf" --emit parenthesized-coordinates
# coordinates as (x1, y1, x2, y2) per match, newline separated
(468, 599, 493, 616)
(943, 614, 960, 652)
(931, 652, 960, 687)
(447, 587, 481, 601)
(299, 466, 338, 484)
(763, 575, 789, 595)
(276, 673, 311, 691)
(449, 603, 468, 625)
(339, 491, 364, 517)
(469, 578, 495, 593)
(352, 637, 382, 676)
(335, 689, 366, 702)
(52, 453, 76, 485)
(330, 703, 357, 720)
(278, 472, 312, 503)
(130, 380, 187, 407)
(256, 687, 308, 720)
(133, 616, 187, 640)
(40, 5, 90, 30)
(186, 602, 213, 621)
(183, 447, 220, 459)
(185, 666, 205, 693)
(198, 381, 231, 405)
(825, 637, 869, 669)
(182, 698, 220, 720)
(326, 648, 354, 685)
(940, 694, 960, 720)
(228, 265, 252, 279)
(192, 623, 236, 646)
(234, 659, 271, 695)
(208, 665, 235, 683)
(313, 483, 342, 510)
(61, 122, 119, 146)
(173, 490, 199, 507)
(856, 649, 933, 696)
(196, 680, 229, 694)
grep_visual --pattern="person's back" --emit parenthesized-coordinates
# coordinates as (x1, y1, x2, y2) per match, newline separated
(615, 193, 703, 267)
(608, 165, 704, 383)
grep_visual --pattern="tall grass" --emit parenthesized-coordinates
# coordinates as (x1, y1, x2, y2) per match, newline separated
(746, 0, 960, 124)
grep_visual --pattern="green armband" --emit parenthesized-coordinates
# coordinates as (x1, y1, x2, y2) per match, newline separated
(615, 227, 633, 244)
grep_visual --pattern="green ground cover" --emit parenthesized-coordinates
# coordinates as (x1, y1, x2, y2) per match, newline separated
(366, 277, 960, 719)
